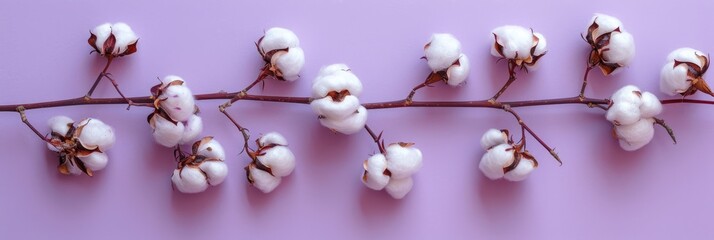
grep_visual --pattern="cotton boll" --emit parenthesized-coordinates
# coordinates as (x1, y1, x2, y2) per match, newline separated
(589, 13, 624, 41)
(385, 177, 414, 199)
(602, 32, 635, 69)
(258, 132, 289, 147)
(424, 33, 462, 72)
(666, 47, 705, 65)
(257, 146, 296, 177)
(195, 138, 226, 160)
(274, 47, 305, 81)
(446, 54, 470, 86)
(318, 106, 368, 135)
(161, 75, 184, 87)
(611, 85, 643, 105)
(639, 92, 662, 118)
(491, 25, 534, 60)
(110, 22, 138, 55)
(480, 128, 508, 150)
(479, 144, 515, 180)
(615, 118, 655, 151)
(171, 167, 209, 194)
(504, 159, 536, 182)
(259, 27, 300, 53)
(385, 144, 423, 179)
(78, 152, 108, 171)
(199, 161, 228, 186)
(606, 103, 641, 126)
(150, 114, 185, 147)
(77, 118, 115, 150)
(660, 63, 691, 96)
(310, 95, 361, 120)
(90, 23, 112, 55)
(362, 154, 390, 191)
(160, 84, 195, 122)
(312, 69, 363, 98)
(179, 115, 203, 144)
(532, 32, 547, 57)
(247, 164, 282, 193)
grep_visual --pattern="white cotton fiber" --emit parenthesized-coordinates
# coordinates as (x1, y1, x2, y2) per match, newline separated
(109, 22, 138, 55)
(78, 151, 109, 171)
(385, 144, 423, 179)
(385, 177, 414, 199)
(150, 114, 185, 147)
(503, 159, 536, 182)
(312, 69, 363, 98)
(639, 92, 662, 118)
(274, 47, 305, 81)
(172, 167, 209, 194)
(318, 106, 368, 135)
(491, 25, 535, 60)
(259, 27, 300, 53)
(179, 114, 203, 144)
(480, 128, 508, 150)
(77, 118, 115, 151)
(615, 118, 655, 151)
(424, 33, 462, 72)
(446, 54, 470, 86)
(258, 132, 289, 147)
(362, 154, 390, 191)
(257, 145, 296, 177)
(160, 84, 195, 122)
(47, 115, 74, 136)
(196, 137, 226, 160)
(247, 164, 282, 193)
(602, 32, 635, 68)
(199, 161, 228, 186)
(90, 23, 112, 55)
(660, 62, 691, 96)
(479, 143, 515, 180)
(606, 102, 641, 126)
(588, 13, 624, 41)
(310, 95, 361, 120)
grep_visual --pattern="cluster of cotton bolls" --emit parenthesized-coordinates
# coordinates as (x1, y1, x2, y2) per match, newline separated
(606, 85, 663, 151)
(88, 22, 139, 58)
(310, 64, 368, 135)
(584, 14, 635, 75)
(46, 116, 115, 176)
(422, 33, 470, 86)
(362, 143, 423, 199)
(660, 47, 712, 97)
(491, 25, 547, 70)
(171, 137, 228, 193)
(256, 27, 305, 81)
(479, 129, 537, 181)
(245, 132, 296, 193)
(147, 75, 203, 147)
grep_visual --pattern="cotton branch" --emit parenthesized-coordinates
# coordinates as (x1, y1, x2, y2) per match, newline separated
(501, 104, 561, 165)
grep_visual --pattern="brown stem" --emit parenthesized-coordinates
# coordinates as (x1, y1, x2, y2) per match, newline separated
(661, 99, 714, 105)
(363, 97, 610, 110)
(578, 65, 595, 99)
(218, 106, 253, 155)
(16, 106, 49, 142)
(653, 117, 677, 144)
(489, 60, 518, 102)
(501, 104, 561, 165)
(364, 124, 385, 154)
(405, 82, 430, 105)
(104, 74, 152, 109)
(85, 57, 114, 98)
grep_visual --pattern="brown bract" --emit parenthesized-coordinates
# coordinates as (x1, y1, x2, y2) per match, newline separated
(175, 137, 222, 181)
(48, 120, 101, 176)
(486, 129, 539, 174)
(87, 32, 137, 58)
(243, 136, 288, 181)
(584, 20, 622, 75)
(146, 80, 198, 127)
(673, 53, 713, 97)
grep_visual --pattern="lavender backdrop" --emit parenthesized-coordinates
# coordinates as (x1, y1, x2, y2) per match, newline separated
(1, 0, 712, 239)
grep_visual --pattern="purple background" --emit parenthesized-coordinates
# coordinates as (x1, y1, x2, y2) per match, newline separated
(1, 0, 713, 239)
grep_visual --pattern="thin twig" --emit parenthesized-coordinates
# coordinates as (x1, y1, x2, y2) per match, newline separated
(104, 74, 152, 109)
(501, 104, 561, 165)
(218, 105, 253, 155)
(405, 82, 430, 105)
(364, 125, 386, 154)
(578, 65, 595, 99)
(489, 60, 518, 102)
(16, 106, 49, 142)
(653, 117, 677, 144)
(85, 57, 114, 98)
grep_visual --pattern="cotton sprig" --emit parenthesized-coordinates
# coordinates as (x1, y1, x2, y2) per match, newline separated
(491, 25, 547, 70)
(46, 116, 115, 176)
(583, 14, 635, 75)
(88, 22, 138, 58)
(362, 142, 423, 199)
(171, 137, 228, 193)
(423, 33, 470, 86)
(245, 132, 296, 193)
(479, 129, 538, 181)
(606, 85, 668, 151)
(256, 27, 305, 81)
(147, 75, 203, 147)
(310, 64, 368, 135)
(660, 47, 713, 97)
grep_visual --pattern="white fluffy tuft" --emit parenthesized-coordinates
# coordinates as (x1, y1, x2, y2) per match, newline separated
(615, 118, 655, 151)
(78, 151, 109, 171)
(247, 164, 282, 193)
(196, 137, 226, 160)
(258, 132, 289, 147)
(259, 27, 300, 53)
(171, 167, 209, 194)
(424, 33, 462, 72)
(446, 54, 470, 86)
(480, 128, 508, 150)
(318, 106, 368, 135)
(179, 114, 203, 144)
(150, 114, 185, 147)
(77, 118, 115, 151)
(385, 177, 414, 199)
(660, 47, 707, 96)
(362, 154, 390, 191)
(257, 145, 296, 178)
(503, 159, 536, 182)
(310, 95, 361, 120)
(199, 161, 228, 186)
(385, 144, 423, 179)
(479, 143, 515, 180)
